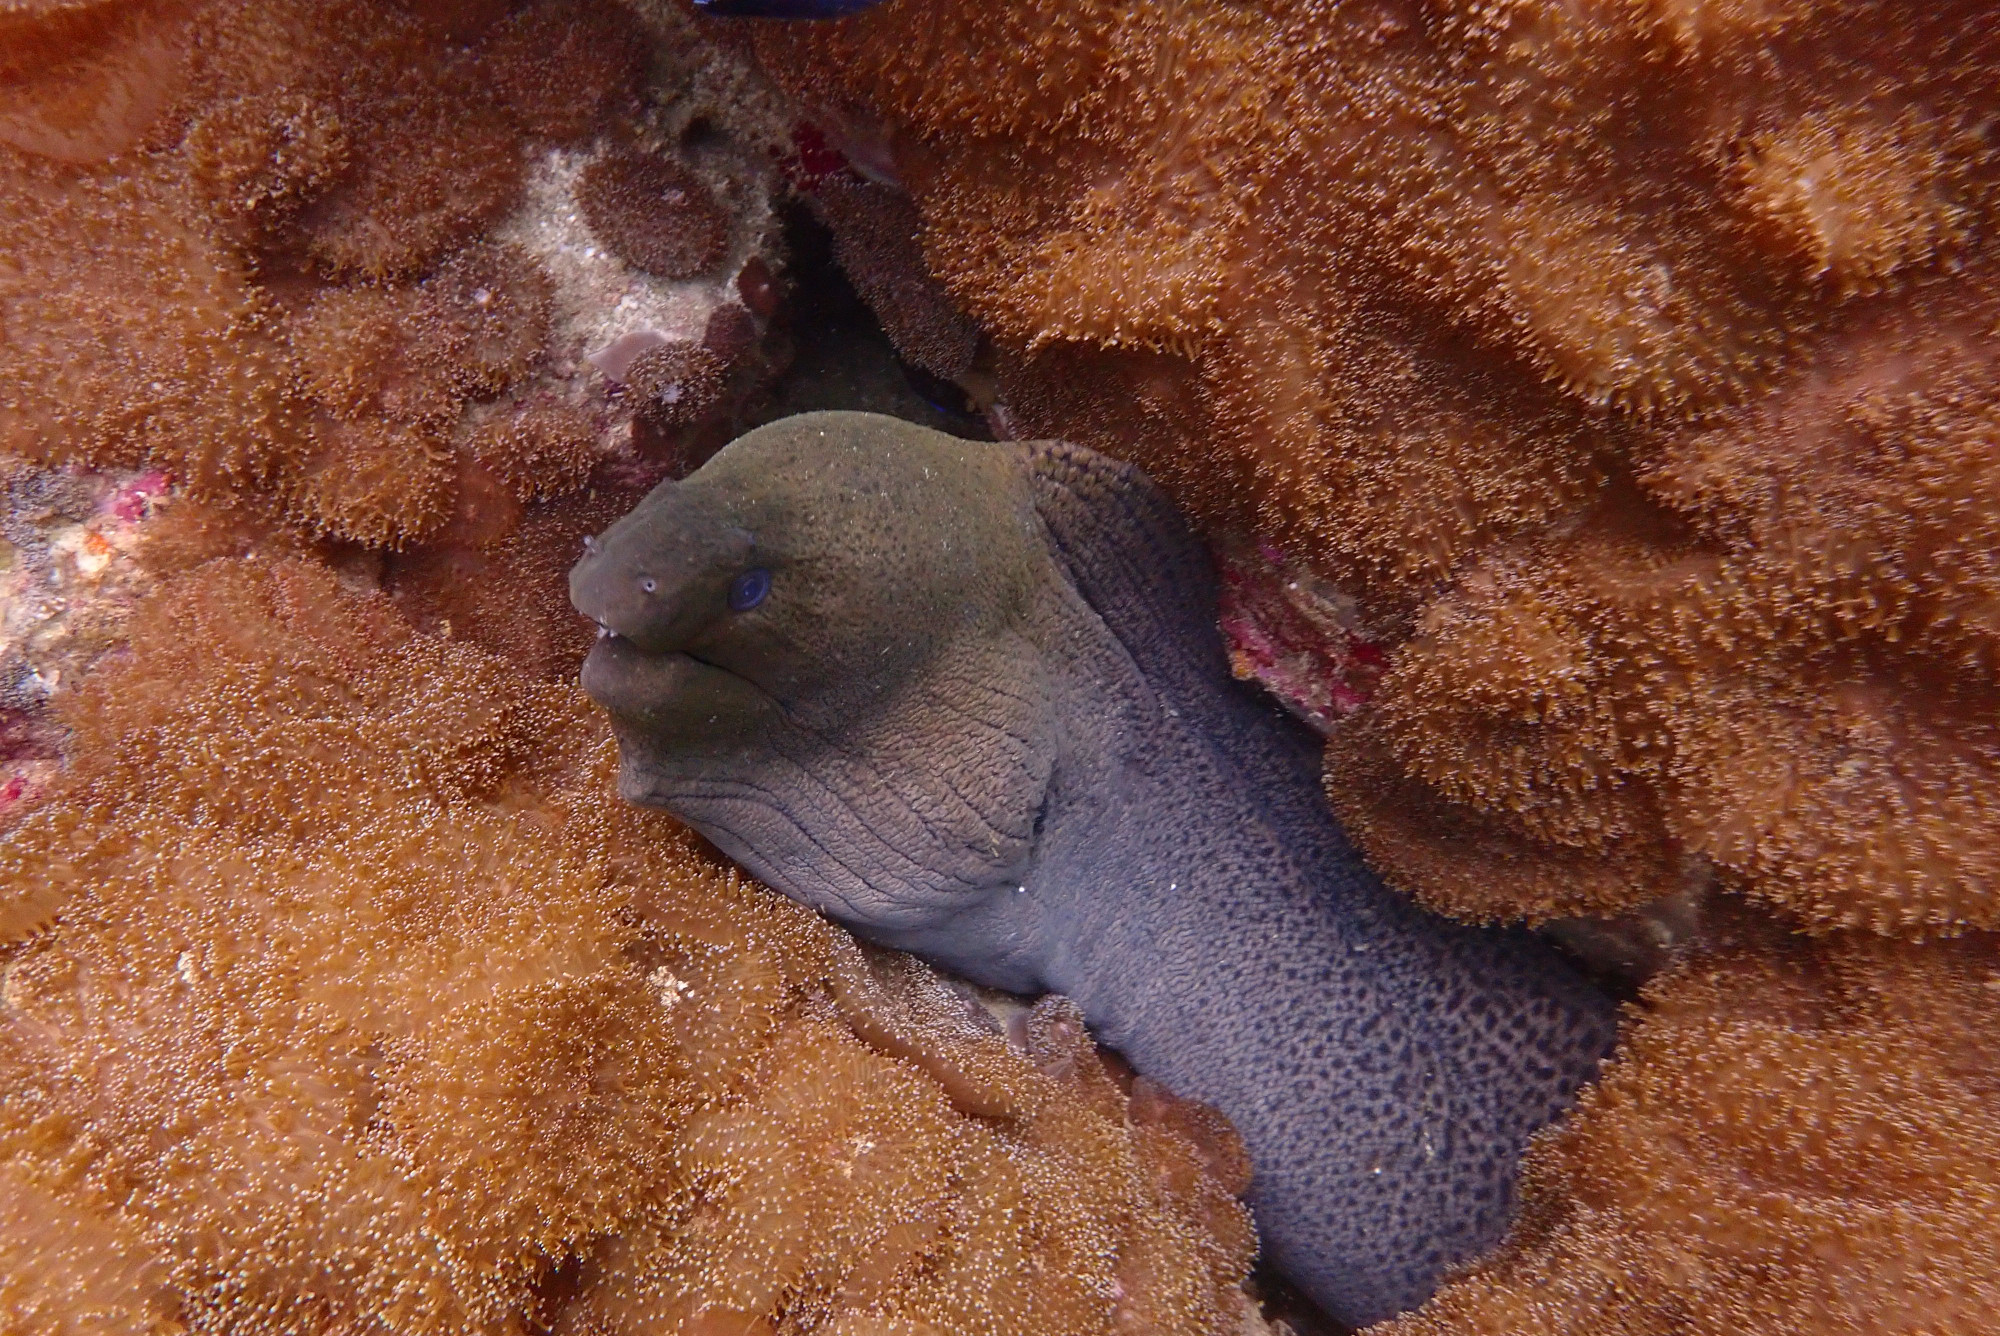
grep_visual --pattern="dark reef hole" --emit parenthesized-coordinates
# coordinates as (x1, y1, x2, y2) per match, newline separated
(526, 1250, 587, 1335)
(678, 113, 724, 152)
(747, 198, 990, 440)
(1250, 1264, 1354, 1336)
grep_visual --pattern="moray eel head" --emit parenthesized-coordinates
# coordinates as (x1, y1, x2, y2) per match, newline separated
(571, 410, 1047, 787)
(570, 469, 765, 741)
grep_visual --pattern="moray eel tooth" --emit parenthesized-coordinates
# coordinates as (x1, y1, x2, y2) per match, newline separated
(573, 410, 1621, 1327)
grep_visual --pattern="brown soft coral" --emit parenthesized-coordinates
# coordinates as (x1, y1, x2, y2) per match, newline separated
(279, 241, 554, 547)
(0, 1161, 176, 1335)
(0, 556, 1261, 1334)
(0, 0, 191, 164)
(464, 398, 604, 506)
(183, 90, 349, 243)
(577, 146, 732, 281)
(751, 0, 2000, 938)
(0, 0, 766, 552)
(1334, 509, 2000, 939)
(383, 481, 647, 683)
(480, 0, 650, 145)
(624, 342, 729, 429)
(1336, 279, 2000, 934)
(0, 154, 299, 502)
(1369, 929, 2000, 1336)
(281, 8, 530, 283)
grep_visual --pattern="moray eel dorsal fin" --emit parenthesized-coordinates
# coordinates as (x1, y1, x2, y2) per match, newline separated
(573, 410, 1620, 1327)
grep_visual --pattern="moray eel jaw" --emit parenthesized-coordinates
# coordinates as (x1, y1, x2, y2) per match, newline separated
(569, 483, 757, 658)
(570, 472, 780, 750)
(578, 632, 771, 752)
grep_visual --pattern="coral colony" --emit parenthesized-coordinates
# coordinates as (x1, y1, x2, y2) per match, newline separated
(1, 1, 1997, 1334)
(1, 557, 1259, 1332)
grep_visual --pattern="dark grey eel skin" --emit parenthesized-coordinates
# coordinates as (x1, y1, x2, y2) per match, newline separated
(570, 410, 1621, 1328)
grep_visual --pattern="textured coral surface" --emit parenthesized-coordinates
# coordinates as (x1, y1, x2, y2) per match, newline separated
(1, 0, 784, 553)
(0, 556, 1260, 1335)
(1373, 928, 2000, 1336)
(0, 460, 184, 827)
(13, 1, 2000, 1329)
(749, 0, 2000, 941)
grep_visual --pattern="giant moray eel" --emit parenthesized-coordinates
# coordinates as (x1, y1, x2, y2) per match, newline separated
(571, 411, 1620, 1326)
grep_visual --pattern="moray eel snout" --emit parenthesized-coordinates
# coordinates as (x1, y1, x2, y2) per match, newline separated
(573, 411, 1620, 1327)
(570, 487, 773, 750)
(570, 493, 759, 656)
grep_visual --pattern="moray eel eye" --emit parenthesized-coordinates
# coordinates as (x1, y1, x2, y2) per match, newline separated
(729, 567, 771, 611)
(640, 577, 657, 594)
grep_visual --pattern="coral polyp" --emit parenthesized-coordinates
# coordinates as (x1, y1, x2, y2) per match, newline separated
(578, 146, 733, 282)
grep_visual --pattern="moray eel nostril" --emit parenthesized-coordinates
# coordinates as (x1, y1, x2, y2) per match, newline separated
(571, 409, 1620, 1327)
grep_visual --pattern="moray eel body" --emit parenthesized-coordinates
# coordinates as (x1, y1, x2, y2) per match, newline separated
(572, 411, 1620, 1327)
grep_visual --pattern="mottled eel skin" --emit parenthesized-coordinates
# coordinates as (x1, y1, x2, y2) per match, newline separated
(571, 411, 1619, 1327)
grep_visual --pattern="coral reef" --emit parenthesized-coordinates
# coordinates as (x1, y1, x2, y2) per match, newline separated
(15, 1, 1996, 1328)
(0, 0, 193, 165)
(1215, 539, 1386, 735)
(382, 482, 655, 685)
(464, 399, 604, 506)
(747, 0, 2000, 940)
(0, 459, 262, 826)
(0, 555, 1264, 1335)
(1372, 927, 2000, 1336)
(1, 0, 789, 552)
(578, 145, 733, 281)
(625, 341, 730, 428)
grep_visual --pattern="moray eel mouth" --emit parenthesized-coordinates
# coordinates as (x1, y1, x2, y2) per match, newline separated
(578, 626, 772, 742)
(569, 487, 779, 740)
